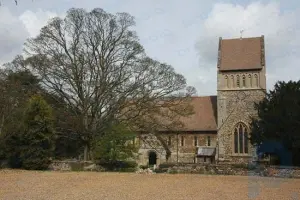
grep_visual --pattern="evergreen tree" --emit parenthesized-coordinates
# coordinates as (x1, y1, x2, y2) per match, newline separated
(21, 95, 55, 170)
(250, 80, 300, 166)
(94, 123, 138, 162)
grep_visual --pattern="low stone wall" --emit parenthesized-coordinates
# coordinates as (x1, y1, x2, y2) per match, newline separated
(159, 163, 300, 178)
(49, 160, 300, 178)
(49, 160, 103, 171)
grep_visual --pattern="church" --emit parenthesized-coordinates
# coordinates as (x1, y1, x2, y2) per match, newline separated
(136, 35, 266, 166)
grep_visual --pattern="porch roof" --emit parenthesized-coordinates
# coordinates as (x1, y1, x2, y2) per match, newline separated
(197, 146, 216, 157)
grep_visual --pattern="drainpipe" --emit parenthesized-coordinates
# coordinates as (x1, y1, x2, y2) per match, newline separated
(176, 132, 179, 165)
(216, 138, 219, 164)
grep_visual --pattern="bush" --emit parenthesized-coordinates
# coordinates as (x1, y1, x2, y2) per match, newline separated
(247, 163, 257, 170)
(159, 163, 176, 169)
(119, 168, 136, 172)
(20, 95, 55, 170)
(139, 165, 148, 170)
(69, 162, 85, 171)
(97, 160, 137, 171)
(93, 123, 138, 162)
(123, 161, 138, 168)
(154, 168, 168, 173)
(1, 131, 24, 169)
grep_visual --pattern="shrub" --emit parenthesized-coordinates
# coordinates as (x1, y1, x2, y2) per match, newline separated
(154, 168, 168, 173)
(69, 162, 85, 171)
(159, 163, 176, 169)
(20, 95, 55, 170)
(247, 163, 257, 170)
(139, 165, 148, 170)
(168, 168, 178, 174)
(119, 168, 136, 172)
(97, 160, 137, 171)
(93, 123, 139, 162)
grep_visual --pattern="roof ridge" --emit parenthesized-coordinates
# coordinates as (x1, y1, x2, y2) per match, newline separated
(222, 36, 263, 40)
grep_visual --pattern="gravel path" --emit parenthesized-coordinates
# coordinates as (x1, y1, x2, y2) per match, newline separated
(0, 170, 299, 200)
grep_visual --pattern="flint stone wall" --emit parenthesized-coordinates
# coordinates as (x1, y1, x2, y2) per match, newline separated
(49, 160, 103, 171)
(161, 163, 300, 178)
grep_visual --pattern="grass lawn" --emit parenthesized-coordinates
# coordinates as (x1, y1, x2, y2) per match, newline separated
(0, 170, 299, 200)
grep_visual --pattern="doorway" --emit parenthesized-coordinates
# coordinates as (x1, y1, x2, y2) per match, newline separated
(148, 151, 157, 165)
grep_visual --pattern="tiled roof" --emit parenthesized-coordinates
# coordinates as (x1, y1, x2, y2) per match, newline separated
(176, 96, 217, 132)
(218, 36, 265, 71)
(130, 96, 218, 133)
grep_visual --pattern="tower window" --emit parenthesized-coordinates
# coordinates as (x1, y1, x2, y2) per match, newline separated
(225, 75, 229, 88)
(231, 75, 234, 87)
(248, 74, 252, 87)
(242, 75, 246, 87)
(233, 123, 249, 154)
(236, 75, 240, 88)
(254, 74, 258, 87)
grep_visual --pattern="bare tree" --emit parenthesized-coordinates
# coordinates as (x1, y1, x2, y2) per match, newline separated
(23, 8, 196, 161)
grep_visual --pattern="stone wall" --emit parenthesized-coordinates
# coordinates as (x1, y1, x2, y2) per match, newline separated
(216, 39, 266, 164)
(48, 160, 300, 179)
(160, 163, 300, 178)
(217, 90, 265, 163)
(137, 132, 217, 166)
(49, 160, 102, 171)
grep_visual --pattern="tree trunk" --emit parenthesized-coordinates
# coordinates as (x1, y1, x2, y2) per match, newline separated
(176, 133, 179, 164)
(0, 115, 4, 135)
(84, 143, 89, 161)
(83, 113, 89, 161)
(155, 134, 171, 161)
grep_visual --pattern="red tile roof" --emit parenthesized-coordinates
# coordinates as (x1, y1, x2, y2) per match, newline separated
(129, 96, 218, 133)
(218, 36, 265, 71)
(177, 96, 217, 131)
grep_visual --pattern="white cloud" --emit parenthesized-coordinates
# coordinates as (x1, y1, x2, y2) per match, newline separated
(0, 7, 61, 65)
(196, 2, 300, 92)
(19, 9, 62, 37)
(0, 1, 299, 95)
(0, 6, 29, 65)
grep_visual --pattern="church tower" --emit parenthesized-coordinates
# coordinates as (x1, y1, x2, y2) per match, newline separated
(216, 35, 266, 163)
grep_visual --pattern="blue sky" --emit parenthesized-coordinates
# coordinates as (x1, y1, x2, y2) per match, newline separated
(0, 0, 299, 95)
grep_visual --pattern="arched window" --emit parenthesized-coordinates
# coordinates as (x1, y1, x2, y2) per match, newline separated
(254, 74, 258, 87)
(233, 123, 249, 154)
(248, 74, 252, 87)
(231, 75, 234, 87)
(236, 75, 240, 88)
(242, 75, 246, 87)
(225, 75, 229, 88)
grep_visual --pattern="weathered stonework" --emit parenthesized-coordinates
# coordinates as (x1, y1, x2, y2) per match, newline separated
(137, 133, 217, 166)
(137, 36, 267, 167)
(216, 36, 266, 164)
(160, 163, 300, 178)
(217, 90, 265, 163)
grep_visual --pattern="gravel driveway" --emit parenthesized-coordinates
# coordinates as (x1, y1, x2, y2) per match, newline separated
(0, 170, 299, 200)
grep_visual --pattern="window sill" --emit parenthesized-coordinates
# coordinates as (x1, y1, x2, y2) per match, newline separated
(231, 154, 252, 157)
